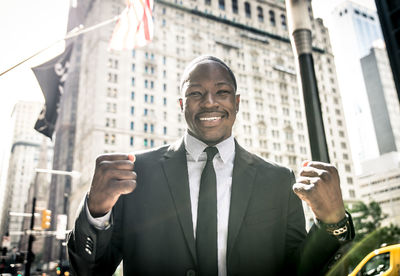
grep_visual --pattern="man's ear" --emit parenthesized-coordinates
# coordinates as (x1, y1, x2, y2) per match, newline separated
(178, 98, 183, 111)
(235, 94, 240, 113)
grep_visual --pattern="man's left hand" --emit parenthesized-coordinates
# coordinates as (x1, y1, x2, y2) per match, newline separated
(293, 161, 346, 224)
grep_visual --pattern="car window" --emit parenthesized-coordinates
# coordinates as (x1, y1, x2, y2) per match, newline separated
(358, 252, 390, 276)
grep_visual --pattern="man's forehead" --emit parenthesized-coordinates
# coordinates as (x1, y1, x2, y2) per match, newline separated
(183, 61, 235, 85)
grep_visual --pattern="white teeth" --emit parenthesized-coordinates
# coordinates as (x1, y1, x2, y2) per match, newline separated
(199, 117, 221, 121)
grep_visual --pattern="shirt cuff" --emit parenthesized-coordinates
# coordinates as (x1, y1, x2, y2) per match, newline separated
(85, 197, 112, 230)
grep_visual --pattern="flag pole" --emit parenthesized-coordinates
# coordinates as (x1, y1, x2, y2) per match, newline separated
(0, 15, 119, 77)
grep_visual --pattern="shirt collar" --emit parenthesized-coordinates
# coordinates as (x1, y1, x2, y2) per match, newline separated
(184, 131, 235, 164)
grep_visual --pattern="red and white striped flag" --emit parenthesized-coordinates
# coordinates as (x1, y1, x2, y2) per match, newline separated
(109, 0, 154, 50)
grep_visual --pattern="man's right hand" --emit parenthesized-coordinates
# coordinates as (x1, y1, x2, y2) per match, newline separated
(87, 154, 137, 217)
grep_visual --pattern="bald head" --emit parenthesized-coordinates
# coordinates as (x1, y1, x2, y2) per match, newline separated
(180, 56, 237, 94)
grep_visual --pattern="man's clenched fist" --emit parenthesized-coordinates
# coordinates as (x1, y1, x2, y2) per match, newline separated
(293, 161, 346, 224)
(88, 153, 137, 217)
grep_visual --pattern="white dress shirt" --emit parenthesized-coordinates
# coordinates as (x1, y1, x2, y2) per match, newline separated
(86, 132, 235, 276)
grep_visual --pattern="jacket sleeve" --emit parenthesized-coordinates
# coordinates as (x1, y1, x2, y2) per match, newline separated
(283, 171, 354, 276)
(67, 196, 123, 276)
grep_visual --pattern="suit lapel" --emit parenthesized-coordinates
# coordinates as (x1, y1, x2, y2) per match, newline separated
(227, 141, 257, 259)
(161, 139, 197, 265)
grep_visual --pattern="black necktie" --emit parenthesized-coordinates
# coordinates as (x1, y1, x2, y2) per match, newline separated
(196, 146, 219, 276)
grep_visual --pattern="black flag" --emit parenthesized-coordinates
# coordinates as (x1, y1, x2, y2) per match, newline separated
(32, 44, 73, 139)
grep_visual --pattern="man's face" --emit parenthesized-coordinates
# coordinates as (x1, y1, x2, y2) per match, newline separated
(181, 61, 240, 146)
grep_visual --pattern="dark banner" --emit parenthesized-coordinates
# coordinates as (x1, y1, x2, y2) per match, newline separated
(32, 44, 73, 139)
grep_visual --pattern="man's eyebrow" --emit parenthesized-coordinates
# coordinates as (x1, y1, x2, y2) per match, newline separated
(215, 82, 234, 88)
(186, 83, 202, 88)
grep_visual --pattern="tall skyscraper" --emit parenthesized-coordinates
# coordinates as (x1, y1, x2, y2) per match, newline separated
(375, 0, 400, 100)
(62, 0, 356, 233)
(361, 41, 400, 155)
(42, 0, 94, 264)
(0, 101, 53, 248)
(328, 1, 383, 172)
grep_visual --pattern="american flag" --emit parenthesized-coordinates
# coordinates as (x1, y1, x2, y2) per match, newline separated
(109, 0, 154, 50)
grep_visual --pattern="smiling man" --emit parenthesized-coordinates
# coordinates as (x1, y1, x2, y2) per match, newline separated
(68, 56, 354, 276)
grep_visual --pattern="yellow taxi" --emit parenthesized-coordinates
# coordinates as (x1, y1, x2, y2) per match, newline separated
(349, 244, 400, 276)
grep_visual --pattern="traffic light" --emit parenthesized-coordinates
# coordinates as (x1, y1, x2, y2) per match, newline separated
(41, 209, 51, 229)
(56, 265, 61, 275)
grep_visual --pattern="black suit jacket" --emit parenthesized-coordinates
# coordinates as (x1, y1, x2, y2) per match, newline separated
(68, 139, 343, 275)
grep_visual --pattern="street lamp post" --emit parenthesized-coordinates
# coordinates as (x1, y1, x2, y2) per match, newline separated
(24, 168, 80, 276)
(286, 0, 330, 163)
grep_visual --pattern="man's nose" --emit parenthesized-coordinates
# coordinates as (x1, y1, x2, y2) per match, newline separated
(202, 92, 218, 107)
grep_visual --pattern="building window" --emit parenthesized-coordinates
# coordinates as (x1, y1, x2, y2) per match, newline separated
(130, 106, 135, 115)
(150, 124, 154, 133)
(144, 94, 148, 102)
(232, 0, 238, 13)
(132, 64, 135, 72)
(163, 97, 167, 106)
(130, 136, 134, 146)
(132, 49, 135, 58)
(257, 6, 263, 22)
(111, 134, 116, 145)
(144, 108, 148, 116)
(145, 80, 148, 88)
(105, 133, 109, 144)
(269, 10, 275, 26)
(150, 139, 155, 147)
(131, 77, 135, 86)
(245, 2, 251, 18)
(131, 91, 135, 100)
(219, 0, 225, 10)
(150, 81, 154, 89)
(144, 123, 148, 132)
(130, 121, 134, 130)
(163, 126, 167, 135)
(144, 138, 148, 147)
(163, 84, 167, 91)
(281, 14, 286, 29)
(150, 95, 154, 103)
(205, 0, 211, 5)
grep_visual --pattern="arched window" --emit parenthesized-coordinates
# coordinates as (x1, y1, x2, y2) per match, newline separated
(232, 0, 238, 14)
(219, 0, 225, 10)
(245, 2, 251, 18)
(269, 10, 276, 26)
(257, 6, 264, 22)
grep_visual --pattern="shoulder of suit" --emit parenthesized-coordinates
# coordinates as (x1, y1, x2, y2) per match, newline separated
(133, 144, 170, 159)
(132, 138, 182, 159)
(236, 142, 293, 174)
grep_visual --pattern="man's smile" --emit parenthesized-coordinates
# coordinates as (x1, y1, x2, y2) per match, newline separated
(199, 116, 222, 121)
(196, 112, 227, 126)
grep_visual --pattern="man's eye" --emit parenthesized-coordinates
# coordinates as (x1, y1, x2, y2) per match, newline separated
(188, 91, 202, 97)
(217, 90, 231, 95)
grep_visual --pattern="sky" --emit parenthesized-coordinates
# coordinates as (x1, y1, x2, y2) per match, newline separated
(0, 0, 378, 216)
(0, 0, 70, 220)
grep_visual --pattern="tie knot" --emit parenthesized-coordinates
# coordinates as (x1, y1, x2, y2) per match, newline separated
(204, 147, 218, 161)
